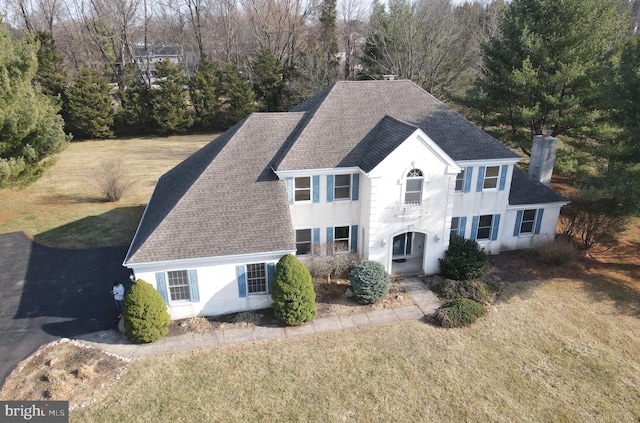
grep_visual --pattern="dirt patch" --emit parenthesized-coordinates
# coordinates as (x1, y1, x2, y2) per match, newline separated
(0, 339, 129, 411)
(168, 277, 415, 336)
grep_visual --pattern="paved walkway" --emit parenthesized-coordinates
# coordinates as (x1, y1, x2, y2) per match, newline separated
(77, 277, 441, 359)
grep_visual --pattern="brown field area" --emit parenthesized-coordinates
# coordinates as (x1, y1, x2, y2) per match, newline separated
(0, 134, 214, 249)
(0, 136, 639, 422)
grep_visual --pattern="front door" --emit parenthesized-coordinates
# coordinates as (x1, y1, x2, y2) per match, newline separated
(392, 232, 413, 257)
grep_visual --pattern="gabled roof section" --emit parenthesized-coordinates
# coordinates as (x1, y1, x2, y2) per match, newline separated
(125, 113, 305, 265)
(509, 167, 568, 205)
(339, 115, 419, 172)
(276, 80, 519, 171)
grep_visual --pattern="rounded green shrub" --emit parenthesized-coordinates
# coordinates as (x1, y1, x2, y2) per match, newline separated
(123, 279, 170, 343)
(272, 254, 317, 326)
(432, 298, 486, 328)
(439, 237, 488, 281)
(349, 260, 390, 304)
(430, 278, 498, 304)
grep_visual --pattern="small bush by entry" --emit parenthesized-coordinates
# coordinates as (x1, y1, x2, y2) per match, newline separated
(272, 254, 317, 326)
(439, 237, 488, 281)
(123, 279, 170, 343)
(349, 260, 390, 304)
(432, 298, 486, 328)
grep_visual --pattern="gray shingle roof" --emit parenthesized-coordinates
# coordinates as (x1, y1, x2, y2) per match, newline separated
(125, 113, 304, 264)
(279, 80, 519, 171)
(509, 167, 568, 205)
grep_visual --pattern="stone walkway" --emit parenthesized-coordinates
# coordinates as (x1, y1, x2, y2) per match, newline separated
(77, 277, 441, 359)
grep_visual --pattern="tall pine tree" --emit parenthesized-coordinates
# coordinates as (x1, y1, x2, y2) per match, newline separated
(189, 57, 219, 129)
(150, 60, 193, 135)
(64, 66, 114, 139)
(218, 63, 256, 128)
(252, 47, 284, 112)
(0, 20, 68, 186)
(473, 0, 629, 153)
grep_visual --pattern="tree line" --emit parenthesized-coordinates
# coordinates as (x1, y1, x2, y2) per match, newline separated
(1, 0, 639, 229)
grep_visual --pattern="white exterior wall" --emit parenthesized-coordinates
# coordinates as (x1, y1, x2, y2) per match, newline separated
(451, 162, 518, 255)
(130, 254, 286, 320)
(500, 205, 563, 251)
(366, 132, 460, 274)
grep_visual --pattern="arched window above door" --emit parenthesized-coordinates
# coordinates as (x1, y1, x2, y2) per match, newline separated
(404, 169, 423, 205)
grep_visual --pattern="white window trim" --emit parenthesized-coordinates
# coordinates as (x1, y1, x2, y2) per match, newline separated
(295, 228, 313, 256)
(334, 225, 351, 253)
(294, 176, 312, 203)
(455, 169, 465, 192)
(476, 215, 494, 240)
(246, 263, 268, 295)
(403, 169, 424, 206)
(334, 174, 352, 201)
(483, 166, 500, 191)
(167, 270, 191, 304)
(519, 209, 538, 235)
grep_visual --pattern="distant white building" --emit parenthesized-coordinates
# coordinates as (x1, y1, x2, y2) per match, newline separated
(123, 80, 568, 320)
(133, 44, 196, 82)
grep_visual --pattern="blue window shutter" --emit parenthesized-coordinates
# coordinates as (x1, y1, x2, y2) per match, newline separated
(499, 165, 508, 191)
(188, 269, 200, 302)
(313, 228, 320, 249)
(534, 209, 545, 235)
(267, 263, 275, 294)
(471, 216, 479, 240)
(236, 265, 247, 298)
(312, 176, 320, 203)
(514, 210, 524, 236)
(463, 167, 473, 193)
(155, 272, 169, 305)
(476, 166, 486, 192)
(326, 227, 334, 254)
(491, 214, 501, 241)
(352, 173, 360, 201)
(285, 177, 293, 204)
(459, 216, 467, 238)
(351, 225, 358, 253)
(326, 175, 334, 202)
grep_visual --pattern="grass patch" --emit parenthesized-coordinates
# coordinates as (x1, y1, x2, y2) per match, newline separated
(67, 277, 640, 422)
(0, 134, 214, 248)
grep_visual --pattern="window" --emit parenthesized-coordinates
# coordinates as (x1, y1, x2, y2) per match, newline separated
(334, 226, 350, 251)
(520, 209, 537, 234)
(294, 177, 311, 201)
(167, 270, 190, 301)
(476, 215, 494, 240)
(455, 169, 465, 192)
(450, 217, 460, 239)
(404, 169, 423, 204)
(483, 166, 500, 189)
(246, 263, 267, 294)
(295, 229, 312, 255)
(334, 174, 351, 200)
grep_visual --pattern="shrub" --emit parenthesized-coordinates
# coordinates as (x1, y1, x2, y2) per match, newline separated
(94, 157, 134, 202)
(309, 243, 360, 281)
(439, 237, 488, 281)
(432, 298, 486, 328)
(272, 254, 317, 326)
(349, 260, 390, 304)
(537, 235, 579, 265)
(123, 279, 170, 343)
(430, 278, 497, 304)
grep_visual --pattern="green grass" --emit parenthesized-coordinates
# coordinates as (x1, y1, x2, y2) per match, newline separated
(0, 134, 214, 249)
(71, 277, 640, 423)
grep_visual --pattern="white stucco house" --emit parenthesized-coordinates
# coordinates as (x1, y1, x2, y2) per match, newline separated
(123, 80, 568, 320)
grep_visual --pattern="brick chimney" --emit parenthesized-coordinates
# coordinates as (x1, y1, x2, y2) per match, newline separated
(528, 129, 558, 186)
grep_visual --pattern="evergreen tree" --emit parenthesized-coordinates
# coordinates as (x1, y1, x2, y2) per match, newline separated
(150, 60, 193, 135)
(472, 0, 629, 153)
(116, 63, 153, 136)
(272, 254, 317, 326)
(318, 0, 339, 81)
(123, 279, 170, 343)
(33, 31, 66, 102)
(189, 57, 219, 129)
(218, 63, 256, 128)
(0, 20, 68, 186)
(252, 47, 284, 112)
(64, 66, 114, 139)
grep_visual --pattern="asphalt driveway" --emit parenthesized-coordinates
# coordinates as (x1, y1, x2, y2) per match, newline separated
(0, 232, 130, 385)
